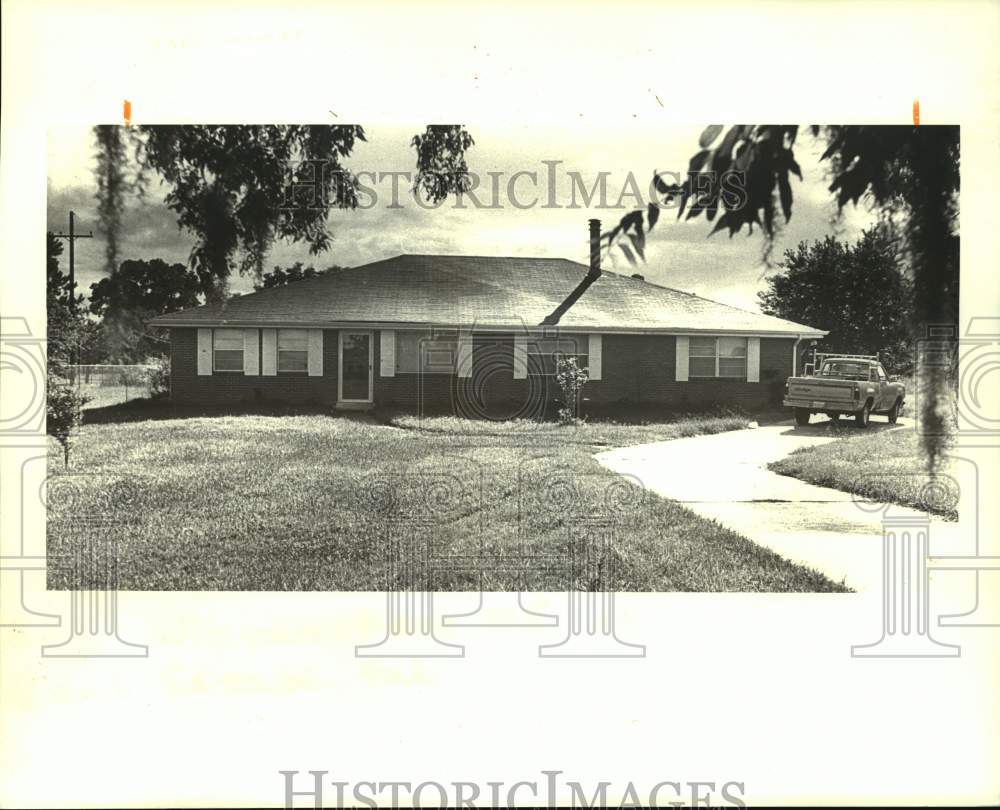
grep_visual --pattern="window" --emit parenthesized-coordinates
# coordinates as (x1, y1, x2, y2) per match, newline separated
(688, 336, 747, 379)
(278, 329, 308, 372)
(819, 361, 869, 380)
(527, 336, 588, 376)
(213, 328, 244, 372)
(396, 331, 458, 374)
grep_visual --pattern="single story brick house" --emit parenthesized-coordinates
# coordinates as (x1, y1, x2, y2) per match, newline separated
(150, 228, 825, 418)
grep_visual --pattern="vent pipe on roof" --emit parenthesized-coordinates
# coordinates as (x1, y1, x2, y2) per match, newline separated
(589, 218, 602, 278)
(539, 219, 604, 326)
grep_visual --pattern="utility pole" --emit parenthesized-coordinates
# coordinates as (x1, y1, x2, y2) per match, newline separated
(52, 211, 93, 309)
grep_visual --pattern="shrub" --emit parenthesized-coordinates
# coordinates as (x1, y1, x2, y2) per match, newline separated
(47, 373, 89, 467)
(554, 355, 589, 424)
(147, 355, 170, 398)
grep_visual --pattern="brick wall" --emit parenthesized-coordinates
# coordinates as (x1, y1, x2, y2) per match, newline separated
(374, 333, 561, 418)
(171, 327, 799, 414)
(584, 334, 794, 412)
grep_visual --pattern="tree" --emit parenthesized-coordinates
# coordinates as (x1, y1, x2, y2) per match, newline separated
(555, 356, 589, 424)
(47, 375, 88, 468)
(89, 258, 202, 362)
(253, 261, 346, 290)
(46, 232, 88, 374)
(94, 124, 474, 302)
(759, 228, 914, 372)
(605, 124, 959, 470)
(411, 125, 476, 203)
(46, 232, 90, 465)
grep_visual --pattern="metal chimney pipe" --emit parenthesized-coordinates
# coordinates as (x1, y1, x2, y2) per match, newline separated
(588, 218, 601, 278)
(540, 219, 603, 326)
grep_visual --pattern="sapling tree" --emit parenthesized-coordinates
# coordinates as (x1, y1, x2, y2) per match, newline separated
(555, 355, 589, 424)
(47, 374, 88, 467)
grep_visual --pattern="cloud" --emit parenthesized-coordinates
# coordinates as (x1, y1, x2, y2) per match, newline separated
(47, 180, 193, 297)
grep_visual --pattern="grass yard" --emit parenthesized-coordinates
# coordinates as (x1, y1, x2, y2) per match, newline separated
(768, 425, 958, 520)
(47, 405, 847, 592)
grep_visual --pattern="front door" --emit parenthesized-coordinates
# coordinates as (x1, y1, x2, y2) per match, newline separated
(338, 331, 373, 403)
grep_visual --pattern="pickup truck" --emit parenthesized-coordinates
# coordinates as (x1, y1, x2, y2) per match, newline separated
(783, 356, 905, 427)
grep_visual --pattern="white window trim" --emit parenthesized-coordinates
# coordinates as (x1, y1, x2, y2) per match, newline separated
(197, 328, 212, 376)
(513, 334, 528, 380)
(588, 334, 602, 381)
(307, 329, 323, 377)
(747, 336, 760, 383)
(380, 329, 396, 377)
(243, 328, 260, 376)
(457, 330, 473, 379)
(261, 329, 277, 376)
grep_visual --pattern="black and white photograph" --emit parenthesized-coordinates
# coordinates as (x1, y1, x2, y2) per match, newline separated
(41, 121, 964, 597)
(2, 1, 998, 808)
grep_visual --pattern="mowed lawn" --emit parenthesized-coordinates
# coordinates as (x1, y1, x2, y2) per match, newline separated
(769, 424, 958, 520)
(47, 405, 846, 592)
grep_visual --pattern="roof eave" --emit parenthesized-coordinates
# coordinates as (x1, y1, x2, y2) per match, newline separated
(148, 316, 828, 338)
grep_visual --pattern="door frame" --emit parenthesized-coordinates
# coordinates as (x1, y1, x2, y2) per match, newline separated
(337, 329, 374, 404)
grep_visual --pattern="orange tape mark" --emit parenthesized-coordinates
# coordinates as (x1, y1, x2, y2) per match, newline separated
(123, 100, 132, 127)
(912, 99, 920, 127)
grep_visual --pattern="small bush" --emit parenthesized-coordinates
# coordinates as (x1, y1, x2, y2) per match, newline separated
(47, 373, 89, 467)
(147, 355, 170, 398)
(554, 355, 589, 424)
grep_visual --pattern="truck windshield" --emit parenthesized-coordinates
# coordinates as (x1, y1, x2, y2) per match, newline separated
(819, 361, 871, 380)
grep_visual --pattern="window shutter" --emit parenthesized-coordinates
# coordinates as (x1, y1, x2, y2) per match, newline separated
(307, 329, 323, 376)
(197, 328, 212, 375)
(675, 335, 689, 382)
(457, 330, 473, 378)
(261, 329, 277, 376)
(243, 329, 259, 375)
(380, 330, 396, 377)
(747, 337, 761, 382)
(588, 334, 602, 381)
(513, 333, 528, 380)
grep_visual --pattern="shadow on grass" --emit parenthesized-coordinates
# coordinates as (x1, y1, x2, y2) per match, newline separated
(82, 397, 348, 425)
(749, 407, 795, 427)
(84, 398, 784, 435)
(381, 404, 762, 431)
(777, 418, 907, 438)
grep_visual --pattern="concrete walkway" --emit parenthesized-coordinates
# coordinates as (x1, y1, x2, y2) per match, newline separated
(594, 417, 959, 592)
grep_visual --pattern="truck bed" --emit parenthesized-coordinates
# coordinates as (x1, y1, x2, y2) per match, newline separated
(786, 377, 857, 407)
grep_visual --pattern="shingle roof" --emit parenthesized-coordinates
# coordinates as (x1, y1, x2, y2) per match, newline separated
(149, 254, 826, 336)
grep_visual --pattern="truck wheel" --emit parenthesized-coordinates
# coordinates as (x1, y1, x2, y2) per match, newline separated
(794, 408, 811, 426)
(856, 402, 871, 427)
(888, 400, 901, 424)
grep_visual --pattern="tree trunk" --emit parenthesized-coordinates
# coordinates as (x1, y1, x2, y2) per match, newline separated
(909, 128, 959, 472)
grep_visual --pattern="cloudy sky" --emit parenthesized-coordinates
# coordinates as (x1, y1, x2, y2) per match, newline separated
(47, 124, 878, 312)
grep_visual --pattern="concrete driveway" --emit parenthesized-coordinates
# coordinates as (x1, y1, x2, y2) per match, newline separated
(594, 417, 959, 591)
